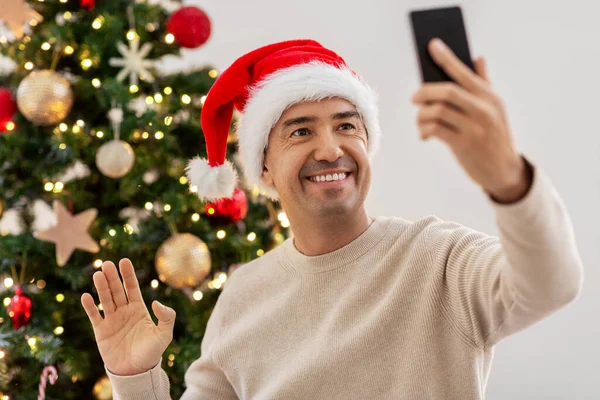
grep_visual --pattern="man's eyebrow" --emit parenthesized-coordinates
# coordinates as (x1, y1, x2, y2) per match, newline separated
(281, 116, 318, 129)
(331, 111, 361, 120)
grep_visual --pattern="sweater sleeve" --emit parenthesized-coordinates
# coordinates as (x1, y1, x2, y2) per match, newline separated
(427, 157, 584, 349)
(105, 359, 171, 400)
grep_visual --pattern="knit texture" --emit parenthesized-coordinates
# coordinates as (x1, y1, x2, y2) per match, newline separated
(107, 161, 583, 399)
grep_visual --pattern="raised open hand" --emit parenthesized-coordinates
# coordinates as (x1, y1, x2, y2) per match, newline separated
(81, 258, 176, 376)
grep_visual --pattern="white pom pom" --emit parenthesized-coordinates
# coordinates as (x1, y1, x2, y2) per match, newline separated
(185, 157, 238, 200)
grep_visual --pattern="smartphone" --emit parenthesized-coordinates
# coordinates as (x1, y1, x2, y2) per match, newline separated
(409, 6, 474, 83)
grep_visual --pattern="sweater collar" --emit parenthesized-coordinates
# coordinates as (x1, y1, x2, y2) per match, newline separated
(279, 216, 391, 274)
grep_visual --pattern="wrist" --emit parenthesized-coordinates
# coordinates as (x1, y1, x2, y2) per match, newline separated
(487, 156, 533, 204)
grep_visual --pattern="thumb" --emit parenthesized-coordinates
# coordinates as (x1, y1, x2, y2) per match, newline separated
(473, 56, 490, 83)
(152, 300, 176, 335)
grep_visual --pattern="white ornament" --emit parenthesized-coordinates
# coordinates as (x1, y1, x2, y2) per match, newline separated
(56, 159, 91, 183)
(143, 169, 160, 184)
(96, 140, 135, 179)
(128, 96, 157, 117)
(0, 208, 24, 235)
(0, 55, 16, 77)
(109, 39, 155, 86)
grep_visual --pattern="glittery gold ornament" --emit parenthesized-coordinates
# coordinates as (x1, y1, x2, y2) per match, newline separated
(95, 140, 135, 178)
(92, 375, 112, 400)
(16, 70, 73, 126)
(155, 233, 211, 288)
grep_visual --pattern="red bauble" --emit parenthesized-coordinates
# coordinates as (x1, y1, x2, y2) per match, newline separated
(166, 6, 212, 49)
(79, 0, 94, 10)
(8, 285, 32, 329)
(0, 88, 17, 132)
(205, 187, 248, 222)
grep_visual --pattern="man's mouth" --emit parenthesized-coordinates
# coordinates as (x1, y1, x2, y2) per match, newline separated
(305, 172, 352, 184)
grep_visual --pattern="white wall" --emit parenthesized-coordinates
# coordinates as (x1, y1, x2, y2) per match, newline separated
(168, 0, 600, 398)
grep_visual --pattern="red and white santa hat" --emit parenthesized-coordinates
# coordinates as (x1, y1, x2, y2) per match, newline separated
(185, 39, 381, 201)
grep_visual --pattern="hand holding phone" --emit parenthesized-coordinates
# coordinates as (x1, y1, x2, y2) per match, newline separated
(409, 6, 474, 83)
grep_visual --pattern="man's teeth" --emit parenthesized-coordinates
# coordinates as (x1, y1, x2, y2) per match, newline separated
(309, 172, 347, 182)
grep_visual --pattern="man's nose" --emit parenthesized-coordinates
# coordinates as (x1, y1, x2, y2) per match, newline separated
(313, 130, 343, 162)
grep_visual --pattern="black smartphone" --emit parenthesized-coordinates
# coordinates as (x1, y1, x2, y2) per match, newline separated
(409, 6, 474, 83)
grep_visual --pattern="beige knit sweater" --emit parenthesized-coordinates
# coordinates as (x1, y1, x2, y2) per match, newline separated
(106, 161, 583, 399)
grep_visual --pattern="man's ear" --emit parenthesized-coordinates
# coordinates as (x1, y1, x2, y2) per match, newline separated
(260, 163, 275, 188)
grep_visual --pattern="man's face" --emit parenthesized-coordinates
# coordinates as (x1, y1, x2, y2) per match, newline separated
(261, 97, 371, 221)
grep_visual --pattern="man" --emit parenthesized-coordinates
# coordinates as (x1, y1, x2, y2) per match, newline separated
(81, 39, 583, 399)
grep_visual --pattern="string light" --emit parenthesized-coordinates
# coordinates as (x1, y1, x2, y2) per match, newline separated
(144, 202, 153, 210)
(27, 338, 37, 347)
(30, 19, 39, 27)
(154, 93, 163, 103)
(98, 303, 103, 311)
(163, 204, 171, 212)
(164, 116, 173, 126)
(165, 33, 175, 44)
(155, 131, 164, 140)
(5, 122, 14, 131)
(216, 230, 226, 239)
(193, 291, 203, 301)
(141, 131, 149, 139)
(3, 278, 13, 288)
(94, 259, 103, 268)
(191, 213, 200, 222)
(181, 94, 191, 104)
(150, 279, 159, 289)
(56, 294, 65, 303)
(200, 95, 207, 105)
(92, 78, 101, 88)
(63, 12, 72, 20)
(36, 280, 46, 289)
(168, 354, 175, 361)
(44, 182, 54, 191)
(126, 30, 138, 41)
(54, 326, 64, 335)
(54, 181, 64, 191)
(81, 59, 93, 70)
(96, 131, 104, 138)
(41, 42, 51, 51)
(72, 125, 81, 134)
(0, 36, 7, 44)
(0, 350, 5, 359)
(64, 45, 74, 55)
(207, 207, 215, 215)
(76, 120, 85, 127)
(217, 273, 227, 283)
(59, 143, 66, 150)
(124, 224, 134, 235)
(92, 17, 103, 30)
(24, 62, 33, 70)
(179, 176, 187, 184)
(247, 232, 256, 242)
(257, 249, 265, 256)
(109, 229, 116, 236)
(59, 123, 68, 132)
(190, 186, 198, 193)
(129, 85, 139, 94)
(208, 69, 219, 78)
(163, 86, 172, 95)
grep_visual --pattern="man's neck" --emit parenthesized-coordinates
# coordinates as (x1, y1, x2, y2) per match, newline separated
(290, 208, 373, 256)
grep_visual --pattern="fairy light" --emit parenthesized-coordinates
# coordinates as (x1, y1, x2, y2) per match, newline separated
(109, 229, 116, 236)
(0, 36, 7, 44)
(163, 86, 172, 95)
(141, 131, 149, 139)
(44, 182, 54, 191)
(129, 85, 139, 94)
(208, 69, 219, 78)
(155, 131, 164, 140)
(126, 29, 138, 41)
(59, 123, 68, 132)
(164, 116, 173, 126)
(28, 337, 37, 347)
(96, 131, 104, 138)
(154, 93, 163, 103)
(191, 213, 200, 222)
(36, 280, 46, 289)
(193, 291, 203, 301)
(207, 207, 215, 215)
(56, 293, 65, 303)
(92, 78, 101, 88)
(54, 326, 64, 335)
(165, 33, 175, 44)
(179, 176, 187, 184)
(216, 230, 226, 240)
(72, 125, 81, 134)
(54, 181, 64, 191)
(150, 279, 159, 289)
(64, 45, 74, 55)
(30, 19, 39, 27)
(76, 120, 85, 127)
(59, 143, 66, 150)
(0, 350, 5, 359)
(145, 202, 153, 210)
(98, 303, 103, 311)
(41, 42, 51, 51)
(163, 204, 171, 212)
(247, 232, 256, 242)
(3, 277, 13, 288)
(217, 273, 227, 283)
(5, 122, 14, 131)
(92, 17, 103, 30)
(63, 11, 72, 20)
(24, 62, 33, 70)
(257, 249, 265, 256)
(200, 95, 207, 105)
(181, 94, 191, 104)
(124, 224, 134, 235)
(3, 298, 10, 307)
(145, 96, 154, 105)
(94, 259, 103, 268)
(190, 185, 198, 193)
(212, 279, 223, 289)
(81, 59, 93, 70)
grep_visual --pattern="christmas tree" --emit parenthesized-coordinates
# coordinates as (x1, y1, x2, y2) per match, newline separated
(0, 1, 289, 398)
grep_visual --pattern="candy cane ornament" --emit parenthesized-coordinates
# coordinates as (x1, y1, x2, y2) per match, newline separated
(38, 365, 58, 400)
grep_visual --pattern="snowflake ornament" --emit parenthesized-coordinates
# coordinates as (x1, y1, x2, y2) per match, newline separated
(128, 96, 157, 117)
(109, 39, 155, 86)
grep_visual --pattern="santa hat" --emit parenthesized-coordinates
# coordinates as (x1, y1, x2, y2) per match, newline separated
(185, 39, 381, 201)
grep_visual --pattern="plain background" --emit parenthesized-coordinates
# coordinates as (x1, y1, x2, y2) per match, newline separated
(161, 0, 600, 398)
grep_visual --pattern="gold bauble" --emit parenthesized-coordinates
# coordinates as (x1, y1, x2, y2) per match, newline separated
(96, 140, 135, 178)
(155, 233, 211, 288)
(0, 198, 4, 219)
(93, 375, 112, 400)
(16, 70, 73, 126)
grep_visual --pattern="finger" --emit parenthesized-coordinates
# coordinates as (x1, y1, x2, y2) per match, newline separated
(119, 258, 143, 303)
(152, 301, 176, 341)
(412, 83, 491, 120)
(81, 293, 103, 329)
(102, 261, 128, 308)
(473, 56, 490, 82)
(419, 122, 458, 147)
(428, 38, 487, 94)
(93, 270, 116, 315)
(417, 102, 471, 132)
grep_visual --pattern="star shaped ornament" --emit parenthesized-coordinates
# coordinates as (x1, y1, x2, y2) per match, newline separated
(2, 0, 43, 40)
(109, 39, 155, 86)
(33, 200, 99, 267)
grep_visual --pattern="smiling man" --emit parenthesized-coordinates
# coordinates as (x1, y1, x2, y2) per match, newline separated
(83, 39, 584, 399)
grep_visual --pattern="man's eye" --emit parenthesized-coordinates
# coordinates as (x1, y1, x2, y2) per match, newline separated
(339, 123, 356, 131)
(291, 128, 309, 137)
